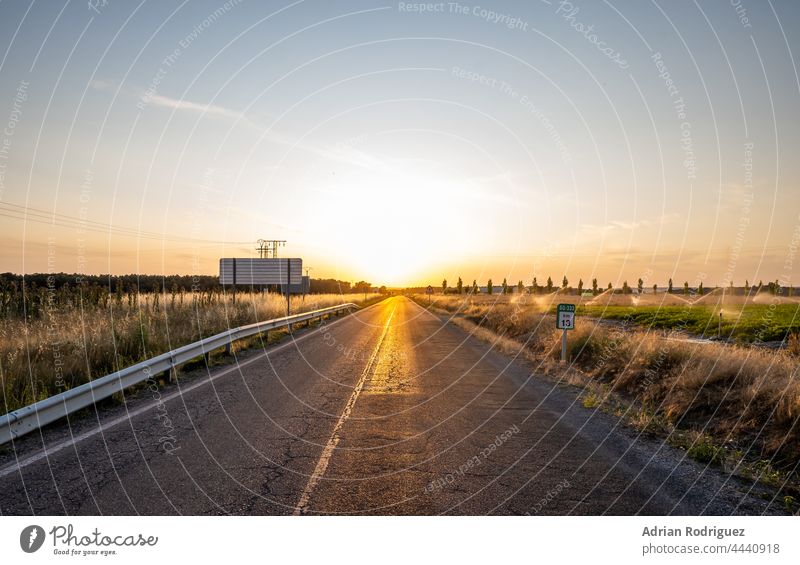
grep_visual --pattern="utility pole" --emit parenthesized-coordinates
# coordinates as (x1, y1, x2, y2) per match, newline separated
(256, 239, 286, 258)
(256, 239, 287, 295)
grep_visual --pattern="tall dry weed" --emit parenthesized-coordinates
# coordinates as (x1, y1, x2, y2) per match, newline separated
(0, 292, 372, 414)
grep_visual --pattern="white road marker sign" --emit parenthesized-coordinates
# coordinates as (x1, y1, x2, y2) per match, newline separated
(556, 304, 576, 362)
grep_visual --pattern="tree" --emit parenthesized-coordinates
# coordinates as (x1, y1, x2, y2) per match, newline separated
(684, 281, 689, 295)
(653, 283, 657, 294)
(472, 279, 478, 294)
(637, 278, 644, 294)
(668, 278, 673, 293)
(592, 278, 598, 295)
(532, 277, 539, 295)
(775, 279, 781, 295)
(607, 282, 613, 291)
(562, 276, 568, 289)
(744, 279, 750, 293)
(309, 278, 352, 293)
(622, 280, 630, 294)
(487, 279, 493, 295)
(353, 281, 371, 293)
(546, 277, 553, 293)
(577, 279, 584, 294)
(354, 281, 371, 300)
(517, 280, 524, 294)
(502, 278, 509, 294)
(457, 277, 463, 295)
(698, 282, 704, 295)
(442, 279, 447, 294)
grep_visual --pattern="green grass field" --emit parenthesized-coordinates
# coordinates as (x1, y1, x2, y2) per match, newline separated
(574, 304, 800, 342)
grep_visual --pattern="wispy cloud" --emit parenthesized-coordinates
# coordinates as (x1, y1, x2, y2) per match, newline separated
(90, 81, 417, 176)
(91, 80, 244, 120)
(579, 213, 680, 237)
(145, 93, 244, 120)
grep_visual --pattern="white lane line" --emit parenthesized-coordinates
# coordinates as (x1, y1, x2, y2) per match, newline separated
(293, 306, 396, 515)
(0, 307, 375, 480)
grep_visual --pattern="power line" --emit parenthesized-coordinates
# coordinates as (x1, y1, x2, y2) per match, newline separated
(0, 202, 250, 244)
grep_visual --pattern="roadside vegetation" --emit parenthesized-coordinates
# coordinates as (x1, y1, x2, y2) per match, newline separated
(413, 292, 800, 501)
(577, 304, 800, 343)
(418, 279, 800, 344)
(0, 274, 382, 415)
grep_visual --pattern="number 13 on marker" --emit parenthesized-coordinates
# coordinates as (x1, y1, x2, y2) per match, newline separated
(556, 304, 575, 330)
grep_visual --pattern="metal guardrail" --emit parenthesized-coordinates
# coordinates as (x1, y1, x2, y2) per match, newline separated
(0, 302, 358, 446)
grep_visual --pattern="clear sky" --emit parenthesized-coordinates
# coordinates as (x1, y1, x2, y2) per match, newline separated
(1, 0, 798, 287)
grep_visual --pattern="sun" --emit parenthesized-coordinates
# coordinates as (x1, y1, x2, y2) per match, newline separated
(306, 166, 469, 286)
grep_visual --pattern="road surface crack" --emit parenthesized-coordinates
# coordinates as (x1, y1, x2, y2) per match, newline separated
(292, 306, 396, 515)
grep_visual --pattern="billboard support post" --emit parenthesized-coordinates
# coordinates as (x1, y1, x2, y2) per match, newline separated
(232, 258, 237, 306)
(287, 258, 291, 318)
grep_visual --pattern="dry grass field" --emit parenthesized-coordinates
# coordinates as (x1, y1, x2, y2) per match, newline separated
(424, 289, 800, 342)
(414, 292, 800, 484)
(0, 291, 378, 415)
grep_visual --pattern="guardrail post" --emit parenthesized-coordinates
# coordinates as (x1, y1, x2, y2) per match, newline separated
(204, 351, 211, 365)
(225, 342, 232, 355)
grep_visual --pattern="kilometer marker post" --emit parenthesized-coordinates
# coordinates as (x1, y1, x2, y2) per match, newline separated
(556, 303, 575, 363)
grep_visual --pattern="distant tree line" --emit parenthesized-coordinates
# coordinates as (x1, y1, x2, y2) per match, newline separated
(0, 273, 372, 319)
(423, 275, 795, 296)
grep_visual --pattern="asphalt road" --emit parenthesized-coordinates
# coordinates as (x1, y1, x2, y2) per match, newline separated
(0, 296, 783, 515)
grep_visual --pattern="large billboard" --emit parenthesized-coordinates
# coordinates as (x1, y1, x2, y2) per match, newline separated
(219, 258, 303, 285)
